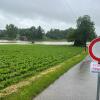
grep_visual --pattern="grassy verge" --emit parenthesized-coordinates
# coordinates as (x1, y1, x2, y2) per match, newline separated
(1, 53, 87, 100)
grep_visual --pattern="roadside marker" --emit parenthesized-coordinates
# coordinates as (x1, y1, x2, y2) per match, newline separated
(88, 37, 100, 100)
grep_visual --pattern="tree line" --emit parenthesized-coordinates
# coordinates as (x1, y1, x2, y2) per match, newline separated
(0, 25, 45, 41)
(0, 15, 97, 46)
(0, 24, 73, 41)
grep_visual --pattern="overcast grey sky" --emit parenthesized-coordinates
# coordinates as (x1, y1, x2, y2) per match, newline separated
(0, 0, 100, 35)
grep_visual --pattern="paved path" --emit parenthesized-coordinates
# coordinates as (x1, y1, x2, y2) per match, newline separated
(34, 56, 98, 100)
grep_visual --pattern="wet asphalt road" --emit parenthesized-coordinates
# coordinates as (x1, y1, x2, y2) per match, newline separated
(34, 56, 98, 100)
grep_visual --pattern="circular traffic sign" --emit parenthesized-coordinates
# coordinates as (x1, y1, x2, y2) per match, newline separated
(89, 38, 100, 62)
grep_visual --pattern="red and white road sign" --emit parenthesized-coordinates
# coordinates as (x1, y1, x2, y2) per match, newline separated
(89, 37, 100, 62)
(89, 38, 100, 100)
(90, 62, 100, 73)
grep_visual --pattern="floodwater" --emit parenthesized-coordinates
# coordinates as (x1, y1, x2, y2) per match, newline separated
(0, 40, 73, 45)
(34, 41, 74, 45)
(34, 56, 98, 100)
(0, 40, 90, 46)
(0, 40, 31, 45)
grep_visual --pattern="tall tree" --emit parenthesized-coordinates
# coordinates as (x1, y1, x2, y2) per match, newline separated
(66, 28, 76, 42)
(6, 24, 18, 40)
(37, 26, 44, 40)
(29, 26, 37, 40)
(74, 15, 96, 46)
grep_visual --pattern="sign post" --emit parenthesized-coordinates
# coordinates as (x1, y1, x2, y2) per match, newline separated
(97, 72, 100, 100)
(88, 37, 100, 100)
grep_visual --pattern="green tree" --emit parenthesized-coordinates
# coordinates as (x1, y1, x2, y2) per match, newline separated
(36, 26, 44, 40)
(66, 28, 76, 42)
(46, 29, 67, 40)
(6, 24, 18, 40)
(74, 15, 96, 46)
(29, 26, 37, 41)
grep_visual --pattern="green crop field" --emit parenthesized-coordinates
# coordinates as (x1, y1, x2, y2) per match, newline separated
(0, 44, 82, 90)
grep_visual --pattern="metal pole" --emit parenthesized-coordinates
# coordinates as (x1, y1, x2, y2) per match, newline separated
(96, 62, 100, 100)
(96, 72, 100, 100)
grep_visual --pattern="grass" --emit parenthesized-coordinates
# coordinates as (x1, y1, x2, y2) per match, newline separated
(0, 52, 87, 100)
(0, 45, 82, 90)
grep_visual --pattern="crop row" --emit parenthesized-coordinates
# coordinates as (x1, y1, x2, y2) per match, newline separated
(0, 45, 82, 90)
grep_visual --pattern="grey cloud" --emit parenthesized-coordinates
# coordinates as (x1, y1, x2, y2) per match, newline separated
(0, 0, 100, 35)
(0, 0, 75, 22)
